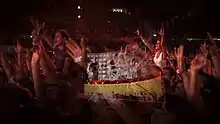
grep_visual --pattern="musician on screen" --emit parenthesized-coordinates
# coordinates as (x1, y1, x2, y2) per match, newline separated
(136, 27, 167, 69)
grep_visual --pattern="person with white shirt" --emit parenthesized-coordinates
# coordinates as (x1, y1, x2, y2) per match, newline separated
(153, 47, 163, 68)
(136, 28, 167, 69)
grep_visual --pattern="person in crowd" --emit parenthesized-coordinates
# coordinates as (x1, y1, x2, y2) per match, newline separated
(136, 28, 167, 69)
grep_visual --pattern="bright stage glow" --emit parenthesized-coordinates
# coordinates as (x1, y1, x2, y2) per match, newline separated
(112, 8, 123, 13)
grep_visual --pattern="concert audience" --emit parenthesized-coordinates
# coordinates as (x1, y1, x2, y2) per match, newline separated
(0, 20, 220, 124)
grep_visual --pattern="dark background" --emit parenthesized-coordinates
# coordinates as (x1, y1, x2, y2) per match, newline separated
(0, 0, 218, 45)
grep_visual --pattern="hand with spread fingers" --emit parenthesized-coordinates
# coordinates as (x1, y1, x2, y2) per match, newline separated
(31, 19, 45, 44)
(174, 45, 184, 61)
(65, 38, 86, 65)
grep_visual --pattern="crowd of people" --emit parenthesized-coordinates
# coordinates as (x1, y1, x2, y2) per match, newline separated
(0, 20, 220, 124)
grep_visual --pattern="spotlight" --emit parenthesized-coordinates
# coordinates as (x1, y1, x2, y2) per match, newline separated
(78, 15, 81, 18)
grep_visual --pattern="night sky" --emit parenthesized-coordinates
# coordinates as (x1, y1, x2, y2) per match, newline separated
(0, 0, 219, 44)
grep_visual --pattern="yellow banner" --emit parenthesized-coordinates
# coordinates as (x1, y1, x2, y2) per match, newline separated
(85, 77, 163, 99)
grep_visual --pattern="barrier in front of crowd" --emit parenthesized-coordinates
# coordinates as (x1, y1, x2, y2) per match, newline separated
(84, 76, 164, 103)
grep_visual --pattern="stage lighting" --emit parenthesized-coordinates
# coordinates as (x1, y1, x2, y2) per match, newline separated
(112, 8, 123, 12)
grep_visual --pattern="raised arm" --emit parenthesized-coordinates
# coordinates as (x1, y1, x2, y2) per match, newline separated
(175, 45, 189, 89)
(207, 33, 220, 79)
(209, 45, 220, 79)
(136, 29, 155, 52)
(65, 37, 86, 68)
(38, 40, 56, 82)
(200, 42, 212, 74)
(31, 49, 43, 99)
(188, 54, 207, 112)
(159, 27, 168, 67)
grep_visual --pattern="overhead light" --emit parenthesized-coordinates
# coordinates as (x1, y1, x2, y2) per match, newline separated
(78, 6, 81, 9)
(186, 38, 220, 41)
(78, 15, 81, 18)
(213, 38, 220, 41)
(153, 34, 157, 37)
(112, 8, 123, 13)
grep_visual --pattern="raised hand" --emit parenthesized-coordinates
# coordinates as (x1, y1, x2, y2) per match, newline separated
(207, 32, 220, 57)
(174, 45, 184, 60)
(200, 42, 208, 57)
(31, 19, 45, 43)
(66, 39, 85, 64)
(159, 26, 165, 48)
(174, 45, 186, 74)
(190, 53, 207, 71)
